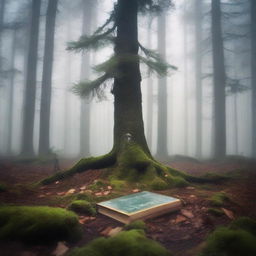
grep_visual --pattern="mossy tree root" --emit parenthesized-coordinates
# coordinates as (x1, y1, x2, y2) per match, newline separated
(40, 152, 116, 185)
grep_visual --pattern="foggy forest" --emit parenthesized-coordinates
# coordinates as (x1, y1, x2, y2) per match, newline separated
(0, 0, 255, 256)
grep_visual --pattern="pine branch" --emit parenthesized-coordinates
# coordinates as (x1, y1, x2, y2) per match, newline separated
(72, 73, 111, 99)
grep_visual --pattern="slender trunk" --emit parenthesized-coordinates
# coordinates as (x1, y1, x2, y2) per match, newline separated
(80, 0, 94, 157)
(146, 19, 153, 149)
(211, 0, 226, 159)
(0, 0, 5, 77)
(251, 0, 256, 157)
(39, 0, 58, 155)
(6, 28, 17, 155)
(156, 11, 168, 157)
(233, 93, 238, 154)
(184, 2, 188, 155)
(21, 0, 41, 156)
(195, 0, 202, 158)
(113, 0, 149, 155)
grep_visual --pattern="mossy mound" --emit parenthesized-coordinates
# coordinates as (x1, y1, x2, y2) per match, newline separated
(68, 200, 96, 216)
(200, 217, 256, 256)
(67, 230, 172, 256)
(207, 208, 224, 217)
(209, 192, 230, 207)
(76, 192, 94, 202)
(0, 206, 82, 244)
(124, 220, 146, 231)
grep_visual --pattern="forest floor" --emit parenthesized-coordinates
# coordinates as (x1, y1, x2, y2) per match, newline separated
(0, 156, 256, 256)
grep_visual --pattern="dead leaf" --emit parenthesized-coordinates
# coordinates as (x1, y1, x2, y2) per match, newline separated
(100, 227, 113, 236)
(221, 208, 235, 219)
(55, 181, 60, 184)
(52, 241, 69, 256)
(38, 194, 45, 198)
(107, 186, 112, 190)
(66, 188, 76, 195)
(175, 215, 187, 224)
(132, 189, 140, 193)
(57, 192, 66, 196)
(80, 185, 86, 190)
(103, 191, 110, 196)
(95, 192, 103, 196)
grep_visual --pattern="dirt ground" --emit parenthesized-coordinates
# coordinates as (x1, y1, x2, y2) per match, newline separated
(0, 157, 256, 256)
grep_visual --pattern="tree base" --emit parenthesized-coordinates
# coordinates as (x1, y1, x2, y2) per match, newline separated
(40, 142, 226, 188)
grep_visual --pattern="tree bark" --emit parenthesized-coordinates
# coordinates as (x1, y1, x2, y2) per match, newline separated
(156, 11, 168, 158)
(195, 0, 202, 158)
(39, 0, 58, 155)
(251, 0, 256, 158)
(0, 0, 5, 77)
(211, 0, 226, 159)
(80, 0, 95, 157)
(21, 0, 41, 156)
(112, 0, 150, 155)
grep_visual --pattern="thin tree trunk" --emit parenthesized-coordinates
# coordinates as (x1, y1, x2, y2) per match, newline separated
(113, 0, 149, 155)
(233, 93, 238, 154)
(195, 0, 202, 158)
(183, 2, 188, 156)
(80, 0, 94, 157)
(0, 0, 5, 78)
(156, 11, 168, 157)
(39, 0, 58, 155)
(6, 28, 17, 155)
(211, 0, 226, 159)
(21, 0, 41, 156)
(146, 18, 153, 149)
(251, 0, 256, 157)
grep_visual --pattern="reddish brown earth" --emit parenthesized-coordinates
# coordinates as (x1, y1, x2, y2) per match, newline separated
(0, 157, 256, 256)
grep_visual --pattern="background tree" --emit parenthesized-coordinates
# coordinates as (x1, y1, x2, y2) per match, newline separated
(39, 0, 58, 155)
(21, 0, 41, 156)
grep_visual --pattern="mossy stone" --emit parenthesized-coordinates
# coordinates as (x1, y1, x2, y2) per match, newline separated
(0, 206, 82, 243)
(67, 230, 172, 256)
(124, 220, 146, 231)
(68, 200, 96, 216)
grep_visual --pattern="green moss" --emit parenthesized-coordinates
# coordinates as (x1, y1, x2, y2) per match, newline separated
(68, 200, 96, 216)
(207, 208, 224, 217)
(76, 192, 94, 202)
(110, 179, 127, 190)
(0, 206, 82, 243)
(199, 227, 256, 256)
(67, 230, 172, 256)
(124, 220, 146, 231)
(230, 217, 256, 236)
(150, 177, 169, 190)
(0, 183, 7, 192)
(88, 179, 108, 191)
(209, 192, 230, 207)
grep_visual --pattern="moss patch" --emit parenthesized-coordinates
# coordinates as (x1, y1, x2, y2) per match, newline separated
(230, 217, 256, 236)
(67, 230, 172, 256)
(124, 220, 146, 231)
(0, 206, 82, 244)
(207, 208, 224, 217)
(68, 200, 96, 216)
(209, 192, 230, 207)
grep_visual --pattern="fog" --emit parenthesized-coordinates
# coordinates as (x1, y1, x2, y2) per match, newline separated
(0, 0, 253, 160)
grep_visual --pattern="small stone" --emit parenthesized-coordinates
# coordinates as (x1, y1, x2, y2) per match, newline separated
(193, 218, 203, 228)
(108, 227, 122, 237)
(95, 192, 103, 196)
(107, 186, 112, 190)
(132, 189, 140, 193)
(187, 186, 195, 190)
(103, 191, 110, 196)
(79, 217, 90, 224)
(38, 194, 45, 198)
(181, 209, 194, 219)
(100, 227, 113, 236)
(52, 241, 69, 256)
(55, 181, 60, 184)
(45, 192, 52, 196)
(80, 185, 86, 190)
(189, 195, 197, 198)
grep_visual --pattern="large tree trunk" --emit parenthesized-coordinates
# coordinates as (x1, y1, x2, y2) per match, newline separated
(211, 0, 226, 159)
(251, 0, 256, 158)
(21, 0, 41, 156)
(6, 28, 17, 155)
(195, 0, 202, 158)
(39, 0, 58, 155)
(80, 0, 95, 157)
(112, 0, 149, 155)
(156, 11, 168, 158)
